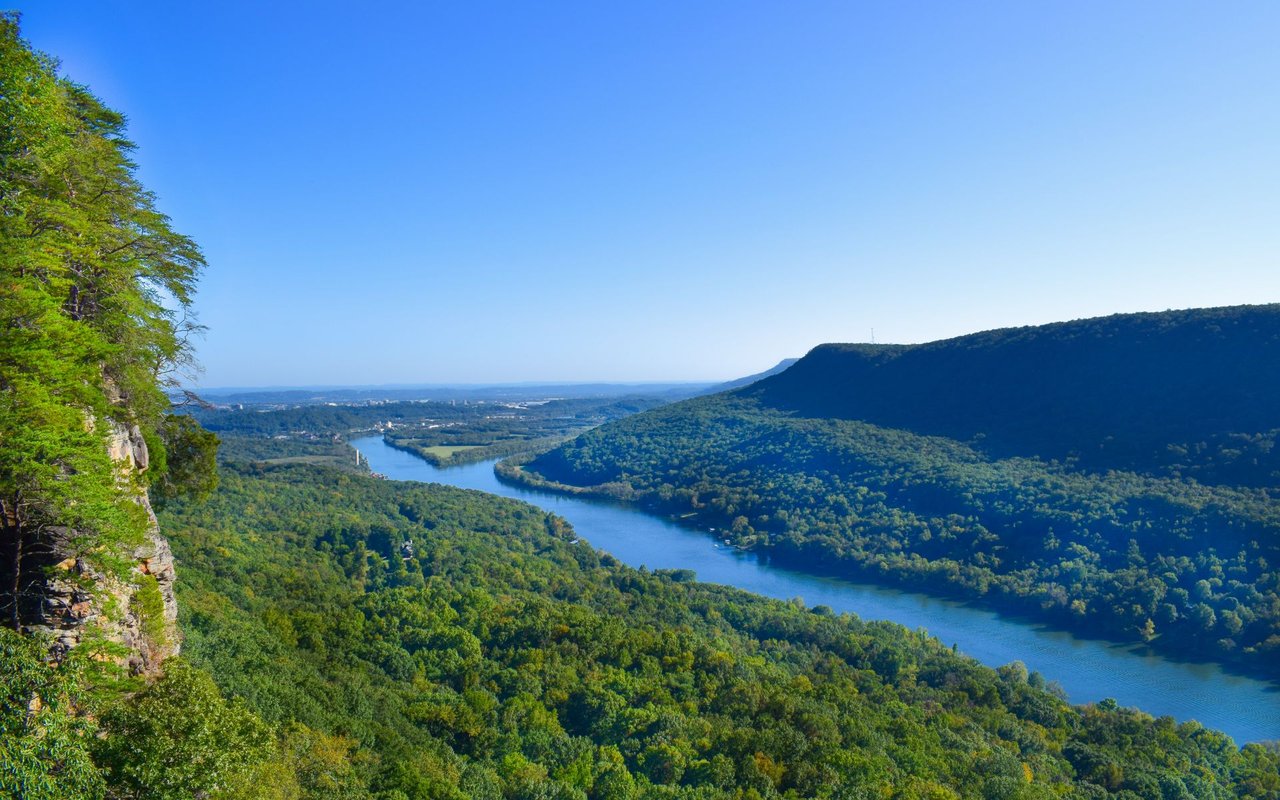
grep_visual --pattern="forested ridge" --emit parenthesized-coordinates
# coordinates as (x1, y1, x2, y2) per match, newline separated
(521, 308, 1280, 677)
(746, 306, 1280, 484)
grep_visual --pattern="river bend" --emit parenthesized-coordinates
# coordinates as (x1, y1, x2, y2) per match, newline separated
(351, 435, 1279, 744)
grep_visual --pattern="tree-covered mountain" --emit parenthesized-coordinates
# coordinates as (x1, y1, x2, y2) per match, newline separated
(746, 306, 1280, 484)
(517, 307, 1280, 676)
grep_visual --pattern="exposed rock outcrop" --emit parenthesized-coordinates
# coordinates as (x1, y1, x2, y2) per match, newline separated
(23, 421, 180, 676)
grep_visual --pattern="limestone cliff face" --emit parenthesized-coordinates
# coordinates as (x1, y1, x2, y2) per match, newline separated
(28, 421, 180, 677)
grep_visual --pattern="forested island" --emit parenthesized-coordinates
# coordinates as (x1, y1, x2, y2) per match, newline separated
(516, 307, 1280, 679)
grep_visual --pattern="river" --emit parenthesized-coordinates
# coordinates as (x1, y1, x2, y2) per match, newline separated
(351, 435, 1280, 744)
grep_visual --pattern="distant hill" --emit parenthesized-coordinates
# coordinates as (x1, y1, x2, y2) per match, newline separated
(745, 305, 1280, 484)
(705, 358, 799, 393)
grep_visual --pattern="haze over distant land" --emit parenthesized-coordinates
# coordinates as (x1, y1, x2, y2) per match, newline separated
(18, 2, 1280, 386)
(189, 380, 717, 407)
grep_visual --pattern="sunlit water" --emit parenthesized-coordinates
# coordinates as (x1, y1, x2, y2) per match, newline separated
(352, 436, 1280, 743)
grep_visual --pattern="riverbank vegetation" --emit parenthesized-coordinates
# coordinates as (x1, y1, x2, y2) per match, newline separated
(521, 308, 1280, 679)
(387, 434, 572, 468)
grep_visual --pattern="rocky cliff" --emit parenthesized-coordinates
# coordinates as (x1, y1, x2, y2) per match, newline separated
(21, 421, 180, 677)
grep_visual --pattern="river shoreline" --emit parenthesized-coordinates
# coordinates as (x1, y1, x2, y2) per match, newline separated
(352, 435, 1280, 744)
(495, 456, 1280, 687)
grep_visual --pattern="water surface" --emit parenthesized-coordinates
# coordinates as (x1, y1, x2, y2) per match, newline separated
(352, 435, 1280, 743)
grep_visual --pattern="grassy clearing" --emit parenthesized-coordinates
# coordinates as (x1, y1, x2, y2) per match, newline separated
(419, 445, 483, 458)
(258, 456, 350, 466)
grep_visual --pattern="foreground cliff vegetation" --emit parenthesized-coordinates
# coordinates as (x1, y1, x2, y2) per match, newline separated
(0, 10, 209, 631)
(521, 307, 1280, 677)
(0, 15, 252, 798)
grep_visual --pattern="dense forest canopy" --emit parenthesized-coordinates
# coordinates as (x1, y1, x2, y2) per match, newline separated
(522, 307, 1280, 677)
(155, 443, 1280, 798)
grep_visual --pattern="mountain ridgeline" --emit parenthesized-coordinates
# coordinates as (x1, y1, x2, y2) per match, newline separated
(745, 306, 1280, 484)
(708, 358, 801, 394)
(518, 306, 1280, 676)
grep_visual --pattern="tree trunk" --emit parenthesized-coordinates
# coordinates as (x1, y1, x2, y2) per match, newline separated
(2, 499, 22, 631)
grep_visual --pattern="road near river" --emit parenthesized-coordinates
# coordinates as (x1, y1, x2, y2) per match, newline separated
(352, 435, 1280, 744)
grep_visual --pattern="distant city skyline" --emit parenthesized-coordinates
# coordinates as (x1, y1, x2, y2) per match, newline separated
(19, 2, 1280, 386)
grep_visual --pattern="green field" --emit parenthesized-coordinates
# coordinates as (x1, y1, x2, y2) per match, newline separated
(419, 444, 483, 457)
(257, 455, 351, 466)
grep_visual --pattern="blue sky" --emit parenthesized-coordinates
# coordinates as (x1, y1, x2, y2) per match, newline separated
(17, 2, 1280, 386)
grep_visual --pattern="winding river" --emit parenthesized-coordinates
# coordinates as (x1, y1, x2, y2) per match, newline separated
(351, 435, 1280, 744)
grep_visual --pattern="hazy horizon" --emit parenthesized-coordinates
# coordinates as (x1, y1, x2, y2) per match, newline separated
(192, 378, 719, 393)
(188, 300, 1274, 391)
(20, 2, 1280, 386)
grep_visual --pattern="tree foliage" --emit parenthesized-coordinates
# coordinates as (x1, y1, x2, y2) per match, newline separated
(0, 18, 242, 799)
(0, 12, 209, 626)
(0, 629, 105, 800)
(94, 660, 275, 800)
(152, 414, 220, 503)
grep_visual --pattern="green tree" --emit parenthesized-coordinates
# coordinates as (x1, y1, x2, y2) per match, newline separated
(0, 629, 106, 800)
(152, 414, 220, 504)
(94, 660, 275, 800)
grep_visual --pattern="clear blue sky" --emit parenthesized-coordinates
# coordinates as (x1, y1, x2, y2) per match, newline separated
(17, 1, 1280, 386)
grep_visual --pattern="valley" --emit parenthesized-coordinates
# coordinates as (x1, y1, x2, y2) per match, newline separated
(353, 435, 1280, 745)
